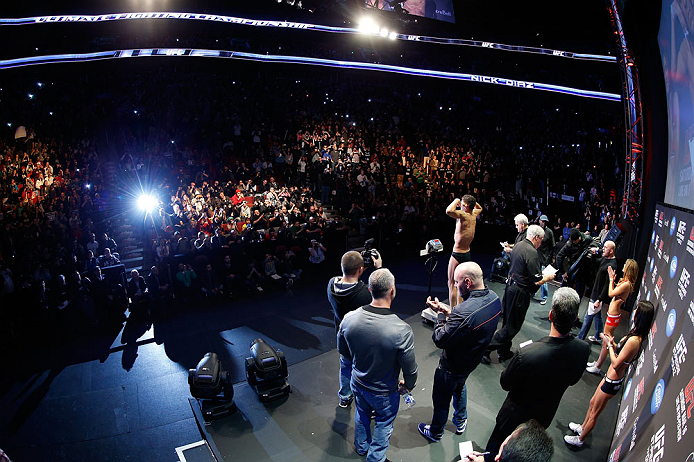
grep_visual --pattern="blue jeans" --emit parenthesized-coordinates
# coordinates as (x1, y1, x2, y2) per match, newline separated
(430, 365, 468, 435)
(352, 383, 400, 462)
(339, 355, 353, 400)
(577, 300, 603, 340)
(540, 265, 548, 300)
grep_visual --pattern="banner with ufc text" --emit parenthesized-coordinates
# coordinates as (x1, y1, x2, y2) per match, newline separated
(608, 203, 694, 461)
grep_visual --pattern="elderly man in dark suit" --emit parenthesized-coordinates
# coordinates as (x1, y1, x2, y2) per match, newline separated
(483, 287, 590, 460)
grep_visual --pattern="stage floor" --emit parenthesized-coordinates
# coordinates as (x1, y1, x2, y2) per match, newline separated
(196, 285, 621, 462)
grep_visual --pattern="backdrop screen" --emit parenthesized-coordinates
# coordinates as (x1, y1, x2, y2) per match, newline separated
(365, 0, 455, 24)
(660, 0, 694, 209)
(607, 203, 693, 461)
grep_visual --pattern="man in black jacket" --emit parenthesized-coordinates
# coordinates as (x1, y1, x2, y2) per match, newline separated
(327, 249, 382, 407)
(555, 228, 598, 297)
(483, 287, 590, 460)
(418, 262, 502, 442)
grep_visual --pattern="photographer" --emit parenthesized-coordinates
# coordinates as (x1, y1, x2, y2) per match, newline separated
(328, 247, 382, 407)
(556, 228, 599, 298)
(308, 239, 327, 270)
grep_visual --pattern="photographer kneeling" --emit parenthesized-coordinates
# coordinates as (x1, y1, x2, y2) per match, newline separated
(328, 246, 382, 407)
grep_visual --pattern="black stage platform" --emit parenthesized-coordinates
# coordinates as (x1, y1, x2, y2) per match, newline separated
(0, 250, 626, 461)
(192, 282, 622, 462)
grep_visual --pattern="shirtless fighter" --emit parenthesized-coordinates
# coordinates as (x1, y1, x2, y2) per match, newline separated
(446, 195, 483, 306)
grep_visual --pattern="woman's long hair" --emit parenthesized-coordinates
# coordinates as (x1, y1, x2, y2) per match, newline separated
(619, 258, 639, 292)
(619, 301, 655, 350)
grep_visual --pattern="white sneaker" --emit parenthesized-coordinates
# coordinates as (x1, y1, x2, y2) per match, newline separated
(586, 364, 601, 374)
(586, 360, 596, 367)
(568, 422, 583, 436)
(564, 435, 583, 447)
(587, 335, 598, 343)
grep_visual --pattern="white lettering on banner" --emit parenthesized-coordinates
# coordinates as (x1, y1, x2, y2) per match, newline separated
(663, 252, 670, 265)
(633, 377, 645, 412)
(645, 424, 665, 462)
(653, 349, 659, 375)
(654, 234, 660, 252)
(651, 264, 658, 285)
(688, 227, 694, 256)
(553, 50, 565, 56)
(657, 240, 664, 259)
(407, 35, 418, 41)
(679, 267, 691, 300)
(615, 406, 629, 438)
(659, 211, 664, 227)
(675, 377, 693, 442)
(689, 300, 694, 326)
(629, 416, 639, 450)
(672, 334, 687, 377)
(561, 194, 575, 201)
(33, 13, 311, 28)
(482, 42, 493, 48)
(677, 220, 687, 244)
(655, 208, 660, 223)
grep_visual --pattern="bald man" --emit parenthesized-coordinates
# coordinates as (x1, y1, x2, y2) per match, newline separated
(446, 195, 483, 306)
(418, 262, 502, 442)
(577, 240, 618, 342)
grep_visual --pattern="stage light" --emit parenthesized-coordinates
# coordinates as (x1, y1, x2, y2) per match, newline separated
(37, 82, 43, 87)
(28, 93, 34, 99)
(137, 194, 158, 212)
(49, 112, 53, 115)
(6, 123, 11, 127)
(389, 31, 397, 40)
(85, 183, 91, 189)
(380, 28, 389, 37)
(133, 110, 138, 114)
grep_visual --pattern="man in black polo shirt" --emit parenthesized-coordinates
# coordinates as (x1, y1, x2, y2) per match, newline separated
(482, 224, 555, 364)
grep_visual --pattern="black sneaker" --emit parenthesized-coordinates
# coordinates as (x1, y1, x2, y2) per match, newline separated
(498, 350, 514, 361)
(418, 423, 442, 442)
(339, 396, 354, 408)
(480, 353, 491, 365)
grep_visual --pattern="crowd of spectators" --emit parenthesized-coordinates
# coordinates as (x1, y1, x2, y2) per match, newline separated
(0, 58, 626, 341)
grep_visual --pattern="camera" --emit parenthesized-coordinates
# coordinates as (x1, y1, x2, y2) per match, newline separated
(361, 238, 379, 269)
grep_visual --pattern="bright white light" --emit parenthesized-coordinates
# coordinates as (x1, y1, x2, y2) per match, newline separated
(137, 194, 158, 212)
(28, 93, 34, 99)
(49, 112, 53, 116)
(380, 28, 389, 37)
(37, 82, 43, 87)
(358, 17, 374, 33)
(85, 183, 91, 189)
(134, 110, 138, 114)
(171, 140, 175, 144)
(345, 114, 349, 118)
(389, 31, 397, 40)
(6, 123, 11, 127)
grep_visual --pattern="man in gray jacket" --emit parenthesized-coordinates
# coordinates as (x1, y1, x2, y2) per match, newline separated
(338, 268, 418, 462)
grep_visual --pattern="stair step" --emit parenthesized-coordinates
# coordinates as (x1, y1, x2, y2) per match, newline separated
(121, 256, 144, 264)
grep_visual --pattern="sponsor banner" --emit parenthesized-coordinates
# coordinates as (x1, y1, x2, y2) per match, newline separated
(609, 203, 694, 461)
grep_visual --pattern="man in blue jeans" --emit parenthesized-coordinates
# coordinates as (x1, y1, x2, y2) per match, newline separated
(417, 262, 502, 442)
(338, 268, 418, 462)
(537, 215, 555, 305)
(328, 250, 382, 407)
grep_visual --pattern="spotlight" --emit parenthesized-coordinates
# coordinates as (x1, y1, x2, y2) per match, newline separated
(389, 31, 397, 40)
(37, 82, 43, 87)
(85, 183, 91, 189)
(28, 93, 34, 99)
(380, 27, 389, 37)
(137, 194, 158, 212)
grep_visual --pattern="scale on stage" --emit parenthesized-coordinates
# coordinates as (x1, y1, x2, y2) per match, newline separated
(420, 239, 444, 324)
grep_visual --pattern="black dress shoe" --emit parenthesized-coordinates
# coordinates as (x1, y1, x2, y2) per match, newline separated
(480, 353, 491, 365)
(498, 350, 514, 361)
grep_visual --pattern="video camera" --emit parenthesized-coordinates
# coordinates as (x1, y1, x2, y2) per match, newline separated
(361, 238, 379, 269)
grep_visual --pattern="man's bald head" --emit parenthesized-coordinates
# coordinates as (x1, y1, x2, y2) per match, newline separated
(454, 261, 485, 299)
(603, 240, 616, 258)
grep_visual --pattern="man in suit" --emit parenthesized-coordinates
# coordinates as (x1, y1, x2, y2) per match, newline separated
(484, 287, 590, 460)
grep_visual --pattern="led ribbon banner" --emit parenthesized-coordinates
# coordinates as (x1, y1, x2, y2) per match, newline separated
(0, 12, 616, 63)
(0, 48, 621, 102)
